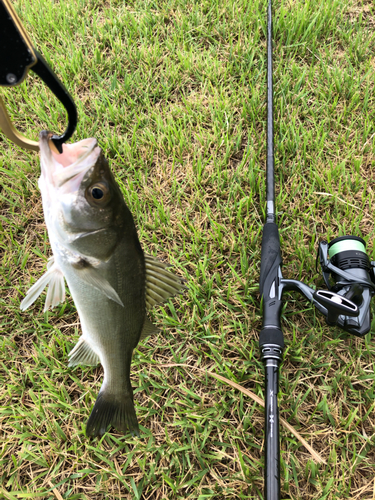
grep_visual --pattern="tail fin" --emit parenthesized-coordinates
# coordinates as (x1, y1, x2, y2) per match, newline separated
(86, 389, 139, 437)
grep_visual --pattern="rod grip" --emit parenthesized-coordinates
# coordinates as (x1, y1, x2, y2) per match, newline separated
(259, 327, 284, 348)
(259, 222, 282, 296)
(260, 222, 284, 349)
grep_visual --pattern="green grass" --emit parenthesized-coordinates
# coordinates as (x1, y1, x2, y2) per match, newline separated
(1, 0, 375, 498)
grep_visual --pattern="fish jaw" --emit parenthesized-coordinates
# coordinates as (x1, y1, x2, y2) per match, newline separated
(38, 131, 113, 252)
(38, 130, 101, 209)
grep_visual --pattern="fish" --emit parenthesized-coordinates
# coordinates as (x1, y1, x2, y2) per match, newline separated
(20, 130, 185, 437)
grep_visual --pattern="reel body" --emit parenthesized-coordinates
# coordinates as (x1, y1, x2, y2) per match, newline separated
(317, 236, 375, 336)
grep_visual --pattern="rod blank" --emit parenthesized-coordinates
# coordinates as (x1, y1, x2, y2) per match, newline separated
(266, 0, 275, 222)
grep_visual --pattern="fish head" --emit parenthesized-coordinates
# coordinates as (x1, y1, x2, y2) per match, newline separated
(39, 130, 131, 260)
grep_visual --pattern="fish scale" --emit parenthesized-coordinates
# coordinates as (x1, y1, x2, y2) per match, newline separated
(20, 130, 186, 437)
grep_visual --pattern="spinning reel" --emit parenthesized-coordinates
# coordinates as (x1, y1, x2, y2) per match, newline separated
(316, 236, 375, 336)
(279, 235, 375, 337)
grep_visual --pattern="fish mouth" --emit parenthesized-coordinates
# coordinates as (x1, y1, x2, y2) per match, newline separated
(39, 130, 101, 190)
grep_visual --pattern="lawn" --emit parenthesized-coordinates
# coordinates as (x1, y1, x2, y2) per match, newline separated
(0, 0, 374, 498)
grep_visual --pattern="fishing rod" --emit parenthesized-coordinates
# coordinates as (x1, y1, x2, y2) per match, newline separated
(259, 1, 375, 498)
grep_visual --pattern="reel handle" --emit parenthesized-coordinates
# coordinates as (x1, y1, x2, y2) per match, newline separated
(313, 290, 359, 325)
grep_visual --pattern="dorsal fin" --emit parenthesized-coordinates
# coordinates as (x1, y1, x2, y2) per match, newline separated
(144, 254, 186, 310)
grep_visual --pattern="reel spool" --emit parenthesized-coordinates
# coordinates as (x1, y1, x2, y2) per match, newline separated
(329, 236, 372, 290)
(317, 235, 375, 336)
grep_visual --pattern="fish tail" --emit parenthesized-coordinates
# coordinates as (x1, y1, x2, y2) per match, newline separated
(86, 388, 139, 437)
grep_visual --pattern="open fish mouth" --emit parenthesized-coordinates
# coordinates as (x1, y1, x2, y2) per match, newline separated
(39, 130, 101, 191)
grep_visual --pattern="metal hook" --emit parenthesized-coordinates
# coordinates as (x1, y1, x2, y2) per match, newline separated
(0, 0, 77, 153)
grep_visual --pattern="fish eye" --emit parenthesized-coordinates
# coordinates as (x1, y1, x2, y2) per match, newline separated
(92, 187, 104, 199)
(87, 182, 110, 205)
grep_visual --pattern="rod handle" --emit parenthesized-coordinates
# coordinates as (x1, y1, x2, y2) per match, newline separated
(260, 222, 282, 297)
(259, 327, 284, 349)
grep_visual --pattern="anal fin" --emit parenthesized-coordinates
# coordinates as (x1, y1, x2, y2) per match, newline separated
(139, 316, 160, 341)
(68, 337, 100, 367)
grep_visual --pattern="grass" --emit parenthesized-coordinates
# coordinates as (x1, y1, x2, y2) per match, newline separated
(0, 0, 375, 498)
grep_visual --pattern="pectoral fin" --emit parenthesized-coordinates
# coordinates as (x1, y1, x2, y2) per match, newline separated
(20, 256, 65, 312)
(73, 260, 124, 307)
(145, 254, 186, 310)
